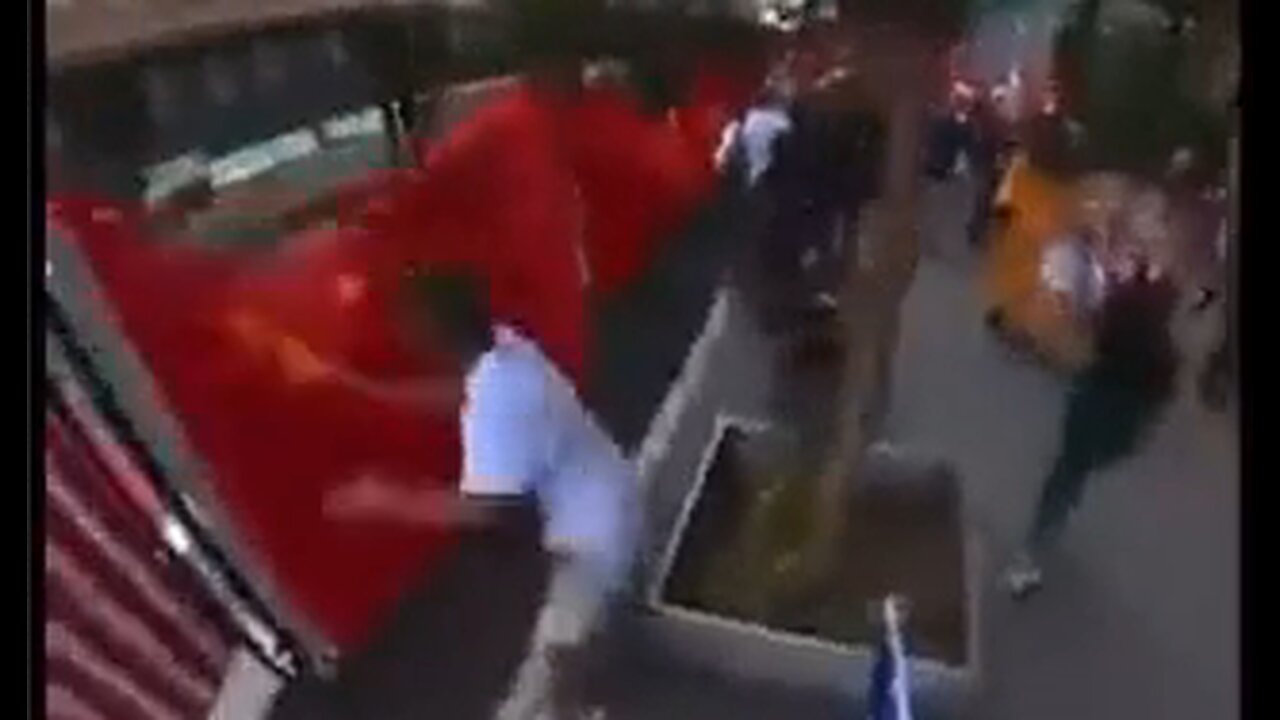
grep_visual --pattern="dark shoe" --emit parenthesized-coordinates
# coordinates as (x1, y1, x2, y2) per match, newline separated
(984, 308, 1005, 331)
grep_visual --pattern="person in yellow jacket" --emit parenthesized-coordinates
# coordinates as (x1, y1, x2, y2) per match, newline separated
(981, 150, 1095, 373)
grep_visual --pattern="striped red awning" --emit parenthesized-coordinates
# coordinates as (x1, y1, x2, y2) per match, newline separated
(45, 390, 238, 720)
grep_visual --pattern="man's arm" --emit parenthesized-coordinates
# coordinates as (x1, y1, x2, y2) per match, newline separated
(714, 120, 742, 172)
(330, 365, 463, 410)
(323, 474, 518, 529)
(322, 343, 545, 530)
(275, 333, 462, 410)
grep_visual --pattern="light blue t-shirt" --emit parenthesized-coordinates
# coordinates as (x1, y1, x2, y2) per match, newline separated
(1042, 234, 1105, 317)
(460, 326, 637, 585)
(739, 105, 793, 187)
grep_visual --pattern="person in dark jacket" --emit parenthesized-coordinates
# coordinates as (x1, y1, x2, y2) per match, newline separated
(1005, 253, 1180, 599)
(758, 101, 876, 319)
(967, 95, 1014, 247)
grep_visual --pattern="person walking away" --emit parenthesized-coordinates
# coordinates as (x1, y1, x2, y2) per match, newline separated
(967, 93, 1014, 247)
(320, 271, 640, 719)
(762, 93, 869, 315)
(924, 103, 970, 183)
(1005, 251, 1179, 598)
(718, 80, 794, 325)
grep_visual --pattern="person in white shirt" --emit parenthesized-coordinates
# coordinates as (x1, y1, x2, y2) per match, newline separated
(321, 271, 638, 720)
(1040, 230, 1106, 321)
(718, 84, 794, 190)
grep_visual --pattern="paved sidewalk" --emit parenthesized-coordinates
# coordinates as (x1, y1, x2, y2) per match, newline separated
(269, 174, 1238, 720)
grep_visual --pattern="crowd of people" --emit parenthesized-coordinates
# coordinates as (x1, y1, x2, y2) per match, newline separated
(47, 10, 1234, 714)
(745, 46, 1236, 627)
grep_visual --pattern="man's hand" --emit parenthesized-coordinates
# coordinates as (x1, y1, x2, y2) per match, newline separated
(336, 372, 463, 412)
(277, 335, 334, 386)
(323, 473, 404, 521)
(227, 311, 335, 386)
(227, 310, 276, 356)
(324, 474, 490, 528)
(272, 331, 461, 410)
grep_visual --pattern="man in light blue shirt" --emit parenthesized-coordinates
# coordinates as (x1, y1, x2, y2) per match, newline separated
(717, 84, 794, 190)
(323, 271, 638, 720)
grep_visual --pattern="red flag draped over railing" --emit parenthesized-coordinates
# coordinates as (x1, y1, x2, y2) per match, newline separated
(51, 198, 461, 651)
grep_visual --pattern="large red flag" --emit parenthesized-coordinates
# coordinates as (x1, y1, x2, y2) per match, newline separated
(51, 198, 459, 650)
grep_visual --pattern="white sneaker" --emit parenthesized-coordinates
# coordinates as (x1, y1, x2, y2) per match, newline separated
(1004, 553, 1043, 601)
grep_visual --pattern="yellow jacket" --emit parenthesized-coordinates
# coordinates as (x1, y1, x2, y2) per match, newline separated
(983, 153, 1093, 372)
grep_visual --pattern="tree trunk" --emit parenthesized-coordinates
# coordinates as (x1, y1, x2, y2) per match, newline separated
(803, 41, 929, 578)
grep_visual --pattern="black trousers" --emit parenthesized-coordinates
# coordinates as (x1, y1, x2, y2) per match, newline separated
(967, 157, 1002, 247)
(1027, 365, 1172, 553)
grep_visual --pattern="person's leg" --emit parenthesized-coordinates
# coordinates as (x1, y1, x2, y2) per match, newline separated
(379, 100, 403, 166)
(546, 644, 595, 719)
(796, 209, 830, 302)
(968, 161, 998, 247)
(497, 555, 610, 720)
(761, 206, 806, 331)
(1025, 446, 1093, 556)
(1009, 371, 1169, 597)
(397, 94, 418, 138)
(816, 209, 854, 305)
(1006, 384, 1099, 598)
(1008, 371, 1123, 596)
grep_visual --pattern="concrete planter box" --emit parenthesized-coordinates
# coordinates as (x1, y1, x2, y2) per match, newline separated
(640, 415, 982, 716)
